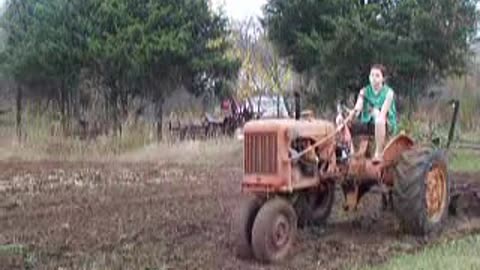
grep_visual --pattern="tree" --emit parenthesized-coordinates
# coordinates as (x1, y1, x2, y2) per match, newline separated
(262, 0, 479, 110)
(88, 0, 240, 139)
(0, 0, 35, 140)
(0, 0, 92, 136)
(0, 0, 239, 140)
(230, 18, 297, 117)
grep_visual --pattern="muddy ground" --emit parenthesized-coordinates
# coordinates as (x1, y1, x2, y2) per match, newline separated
(0, 161, 480, 270)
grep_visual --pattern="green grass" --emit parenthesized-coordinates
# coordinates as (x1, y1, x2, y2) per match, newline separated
(0, 244, 36, 270)
(359, 235, 480, 270)
(450, 149, 480, 172)
(0, 244, 26, 256)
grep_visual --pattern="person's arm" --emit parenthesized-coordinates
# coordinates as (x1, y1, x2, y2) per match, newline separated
(380, 89, 394, 121)
(343, 88, 365, 124)
(353, 88, 365, 117)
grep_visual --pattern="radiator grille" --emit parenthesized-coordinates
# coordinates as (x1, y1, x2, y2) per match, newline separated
(244, 132, 278, 174)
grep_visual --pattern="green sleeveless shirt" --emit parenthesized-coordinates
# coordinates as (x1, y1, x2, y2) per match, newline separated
(359, 84, 398, 135)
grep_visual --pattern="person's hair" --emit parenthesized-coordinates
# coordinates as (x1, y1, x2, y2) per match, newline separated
(371, 64, 387, 78)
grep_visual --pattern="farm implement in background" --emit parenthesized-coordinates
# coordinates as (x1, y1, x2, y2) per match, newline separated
(167, 94, 291, 141)
(167, 97, 254, 141)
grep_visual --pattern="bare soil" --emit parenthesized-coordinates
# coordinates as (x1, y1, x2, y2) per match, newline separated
(1, 161, 480, 270)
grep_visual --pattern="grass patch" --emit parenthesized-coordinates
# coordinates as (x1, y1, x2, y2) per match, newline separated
(358, 234, 480, 270)
(0, 244, 26, 256)
(450, 149, 480, 172)
(0, 108, 244, 165)
(0, 244, 36, 270)
(0, 134, 243, 166)
(117, 137, 243, 166)
(0, 108, 157, 160)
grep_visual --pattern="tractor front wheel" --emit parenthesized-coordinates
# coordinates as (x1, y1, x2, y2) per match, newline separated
(233, 195, 262, 259)
(392, 147, 450, 235)
(251, 197, 297, 263)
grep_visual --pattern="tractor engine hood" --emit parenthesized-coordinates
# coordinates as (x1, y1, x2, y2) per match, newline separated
(243, 118, 335, 141)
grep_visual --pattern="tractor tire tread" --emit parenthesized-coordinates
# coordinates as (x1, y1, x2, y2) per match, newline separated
(392, 147, 450, 236)
(233, 196, 261, 259)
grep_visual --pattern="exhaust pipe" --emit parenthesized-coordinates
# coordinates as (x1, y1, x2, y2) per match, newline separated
(294, 91, 301, 120)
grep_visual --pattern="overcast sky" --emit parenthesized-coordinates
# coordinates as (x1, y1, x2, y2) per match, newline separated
(211, 0, 267, 21)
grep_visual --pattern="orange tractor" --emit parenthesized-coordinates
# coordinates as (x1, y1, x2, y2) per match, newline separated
(233, 92, 460, 263)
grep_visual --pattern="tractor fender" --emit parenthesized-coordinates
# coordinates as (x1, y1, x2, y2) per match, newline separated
(383, 133, 415, 163)
(382, 133, 415, 186)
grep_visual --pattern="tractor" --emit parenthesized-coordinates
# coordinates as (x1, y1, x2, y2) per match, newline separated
(233, 91, 460, 263)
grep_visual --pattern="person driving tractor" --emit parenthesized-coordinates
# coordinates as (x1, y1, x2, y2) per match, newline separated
(344, 64, 398, 162)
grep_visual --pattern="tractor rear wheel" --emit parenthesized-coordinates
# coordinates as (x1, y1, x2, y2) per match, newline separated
(251, 197, 297, 263)
(392, 147, 450, 235)
(233, 195, 262, 259)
